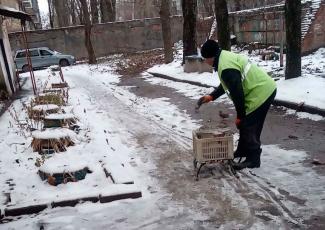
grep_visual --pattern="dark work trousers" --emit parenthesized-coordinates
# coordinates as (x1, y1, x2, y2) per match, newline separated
(235, 89, 277, 162)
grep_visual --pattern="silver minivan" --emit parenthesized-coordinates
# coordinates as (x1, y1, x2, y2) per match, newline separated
(14, 47, 76, 72)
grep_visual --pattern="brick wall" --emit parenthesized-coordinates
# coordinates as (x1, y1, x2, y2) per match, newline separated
(302, 3, 325, 55)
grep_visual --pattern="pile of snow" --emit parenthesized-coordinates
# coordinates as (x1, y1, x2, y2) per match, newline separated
(32, 128, 76, 139)
(32, 104, 59, 112)
(276, 75, 325, 109)
(45, 113, 76, 120)
(39, 152, 88, 174)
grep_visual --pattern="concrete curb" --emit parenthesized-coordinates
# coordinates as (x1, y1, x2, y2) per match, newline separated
(148, 72, 325, 117)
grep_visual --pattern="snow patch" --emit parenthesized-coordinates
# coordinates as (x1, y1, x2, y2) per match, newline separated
(32, 128, 76, 139)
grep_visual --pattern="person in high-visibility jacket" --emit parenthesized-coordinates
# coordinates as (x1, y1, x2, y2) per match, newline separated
(197, 39, 277, 170)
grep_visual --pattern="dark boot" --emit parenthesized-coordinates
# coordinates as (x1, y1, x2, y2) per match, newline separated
(233, 158, 260, 170)
(233, 149, 261, 170)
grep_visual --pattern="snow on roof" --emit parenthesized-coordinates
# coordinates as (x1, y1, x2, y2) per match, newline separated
(32, 104, 59, 112)
(32, 128, 76, 140)
(44, 113, 76, 120)
(301, 0, 322, 39)
(0, 5, 32, 21)
(229, 3, 285, 15)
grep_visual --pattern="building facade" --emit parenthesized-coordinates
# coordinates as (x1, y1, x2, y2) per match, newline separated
(0, 2, 28, 95)
(0, 0, 41, 32)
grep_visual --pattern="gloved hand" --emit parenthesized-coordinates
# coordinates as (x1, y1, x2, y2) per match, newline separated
(235, 118, 244, 129)
(196, 95, 213, 109)
(235, 118, 242, 129)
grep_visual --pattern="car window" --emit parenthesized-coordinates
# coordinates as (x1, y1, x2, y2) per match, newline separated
(40, 49, 52, 56)
(30, 50, 39, 57)
(16, 50, 40, 58)
(16, 51, 26, 58)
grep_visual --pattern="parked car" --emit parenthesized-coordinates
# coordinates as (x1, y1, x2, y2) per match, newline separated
(14, 47, 76, 72)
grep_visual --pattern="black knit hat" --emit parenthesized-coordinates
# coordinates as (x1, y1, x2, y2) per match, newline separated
(200, 40, 219, 58)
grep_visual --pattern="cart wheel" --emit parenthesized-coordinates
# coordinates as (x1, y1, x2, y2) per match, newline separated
(193, 159, 198, 169)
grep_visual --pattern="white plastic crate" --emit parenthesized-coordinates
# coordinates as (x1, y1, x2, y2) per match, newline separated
(192, 128, 234, 163)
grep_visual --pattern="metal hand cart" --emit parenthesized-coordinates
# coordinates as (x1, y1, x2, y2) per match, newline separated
(192, 128, 236, 180)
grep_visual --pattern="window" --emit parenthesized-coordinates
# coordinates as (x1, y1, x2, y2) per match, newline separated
(40, 50, 52, 56)
(30, 50, 39, 57)
(16, 52, 26, 59)
(16, 50, 39, 58)
(22, 0, 32, 8)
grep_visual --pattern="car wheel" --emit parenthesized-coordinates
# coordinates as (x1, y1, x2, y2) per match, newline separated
(22, 65, 30, 73)
(59, 59, 70, 67)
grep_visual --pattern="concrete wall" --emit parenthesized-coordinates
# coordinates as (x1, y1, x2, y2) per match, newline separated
(302, 3, 325, 55)
(9, 16, 184, 60)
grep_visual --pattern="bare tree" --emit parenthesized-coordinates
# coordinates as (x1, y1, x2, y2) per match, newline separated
(107, 0, 116, 21)
(182, 0, 197, 64)
(48, 0, 54, 28)
(53, 0, 70, 27)
(100, 0, 116, 22)
(69, 0, 78, 25)
(214, 0, 230, 50)
(90, 0, 99, 24)
(285, 0, 301, 79)
(80, 0, 97, 64)
(201, 0, 214, 17)
(234, 0, 241, 11)
(76, 0, 84, 25)
(160, 0, 173, 64)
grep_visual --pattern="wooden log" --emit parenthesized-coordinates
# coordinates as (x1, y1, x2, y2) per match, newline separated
(4, 204, 48, 217)
(99, 191, 142, 203)
(51, 82, 69, 88)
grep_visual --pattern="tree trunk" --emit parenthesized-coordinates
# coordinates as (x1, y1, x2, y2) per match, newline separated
(53, 0, 69, 27)
(76, 0, 84, 25)
(90, 0, 99, 24)
(80, 0, 97, 64)
(70, 0, 77, 25)
(107, 0, 116, 22)
(214, 0, 230, 50)
(182, 0, 197, 64)
(160, 0, 174, 64)
(100, 0, 108, 22)
(285, 0, 301, 79)
(134, 0, 145, 19)
(48, 0, 54, 28)
(234, 0, 241, 11)
(100, 0, 116, 22)
(202, 0, 214, 17)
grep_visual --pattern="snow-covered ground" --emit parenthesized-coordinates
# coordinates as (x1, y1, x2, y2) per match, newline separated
(0, 55, 324, 229)
(148, 47, 325, 117)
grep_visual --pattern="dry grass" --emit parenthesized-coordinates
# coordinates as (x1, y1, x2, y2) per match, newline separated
(31, 137, 74, 154)
(33, 93, 65, 106)
(115, 49, 165, 75)
(27, 107, 60, 120)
